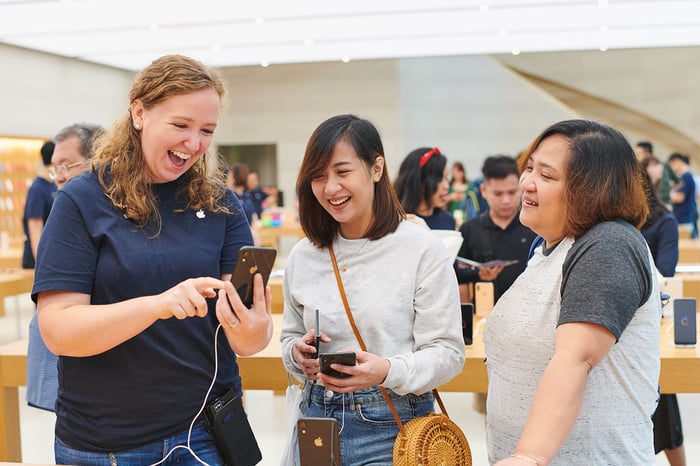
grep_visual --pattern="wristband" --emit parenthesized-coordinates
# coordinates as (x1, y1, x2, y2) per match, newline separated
(511, 453, 541, 465)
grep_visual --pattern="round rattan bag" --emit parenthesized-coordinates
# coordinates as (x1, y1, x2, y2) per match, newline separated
(393, 412, 472, 466)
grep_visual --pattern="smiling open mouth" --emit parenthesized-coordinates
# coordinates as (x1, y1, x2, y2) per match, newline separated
(329, 196, 350, 206)
(169, 150, 192, 161)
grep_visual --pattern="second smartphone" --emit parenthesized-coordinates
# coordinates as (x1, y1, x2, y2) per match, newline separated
(298, 417, 341, 466)
(674, 297, 697, 347)
(230, 246, 277, 308)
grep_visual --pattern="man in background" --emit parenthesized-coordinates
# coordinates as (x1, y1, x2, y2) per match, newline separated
(455, 155, 536, 304)
(21, 141, 57, 269)
(49, 123, 103, 189)
(27, 122, 103, 411)
(636, 140, 676, 207)
(669, 152, 698, 239)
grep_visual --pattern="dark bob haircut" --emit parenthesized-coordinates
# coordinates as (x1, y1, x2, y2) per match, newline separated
(394, 147, 447, 214)
(296, 114, 405, 248)
(518, 119, 648, 238)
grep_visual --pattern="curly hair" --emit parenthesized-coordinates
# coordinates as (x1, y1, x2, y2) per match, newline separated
(92, 54, 229, 234)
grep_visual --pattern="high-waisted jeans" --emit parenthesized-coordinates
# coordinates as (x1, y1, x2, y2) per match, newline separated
(301, 383, 434, 466)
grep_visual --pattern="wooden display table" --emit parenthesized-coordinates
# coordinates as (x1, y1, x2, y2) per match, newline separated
(0, 314, 698, 461)
(679, 238, 700, 263)
(257, 223, 305, 251)
(0, 251, 22, 270)
(0, 270, 33, 317)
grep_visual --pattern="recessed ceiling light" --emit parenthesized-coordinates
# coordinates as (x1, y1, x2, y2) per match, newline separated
(261, 61, 269, 68)
(341, 57, 350, 63)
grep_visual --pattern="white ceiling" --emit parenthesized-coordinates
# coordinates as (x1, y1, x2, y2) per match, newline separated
(1, 0, 700, 71)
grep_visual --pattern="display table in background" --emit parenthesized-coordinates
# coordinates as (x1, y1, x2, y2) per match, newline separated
(0, 271, 33, 317)
(0, 311, 698, 461)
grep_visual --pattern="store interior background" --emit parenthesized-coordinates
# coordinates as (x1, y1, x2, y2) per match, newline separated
(2, 41, 699, 210)
(1, 2, 700, 464)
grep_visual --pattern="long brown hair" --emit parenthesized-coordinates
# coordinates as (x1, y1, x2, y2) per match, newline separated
(296, 114, 405, 248)
(92, 54, 229, 233)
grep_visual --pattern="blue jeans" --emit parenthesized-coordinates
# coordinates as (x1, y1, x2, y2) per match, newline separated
(301, 383, 434, 466)
(55, 421, 223, 466)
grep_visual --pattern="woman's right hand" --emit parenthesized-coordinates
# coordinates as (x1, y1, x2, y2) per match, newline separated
(153, 277, 225, 320)
(292, 328, 331, 380)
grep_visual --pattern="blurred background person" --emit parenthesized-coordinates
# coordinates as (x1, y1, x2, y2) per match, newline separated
(246, 170, 269, 218)
(394, 147, 454, 230)
(636, 141, 675, 208)
(668, 153, 698, 238)
(447, 161, 469, 226)
(49, 123, 103, 189)
(22, 140, 56, 270)
(227, 162, 261, 244)
(27, 123, 103, 412)
(455, 155, 536, 304)
(640, 170, 685, 466)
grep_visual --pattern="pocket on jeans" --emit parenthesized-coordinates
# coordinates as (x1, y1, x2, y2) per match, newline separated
(354, 400, 397, 426)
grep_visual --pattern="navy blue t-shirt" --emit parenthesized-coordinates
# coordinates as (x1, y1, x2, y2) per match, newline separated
(672, 171, 697, 224)
(32, 171, 253, 451)
(22, 176, 56, 268)
(419, 208, 456, 230)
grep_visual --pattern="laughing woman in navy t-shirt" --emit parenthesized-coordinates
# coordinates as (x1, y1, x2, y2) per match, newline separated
(32, 54, 273, 466)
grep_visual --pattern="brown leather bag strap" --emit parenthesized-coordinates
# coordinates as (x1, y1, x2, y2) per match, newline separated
(328, 246, 450, 434)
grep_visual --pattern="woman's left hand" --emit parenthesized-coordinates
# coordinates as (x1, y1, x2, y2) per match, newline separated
(216, 273, 273, 356)
(318, 350, 390, 393)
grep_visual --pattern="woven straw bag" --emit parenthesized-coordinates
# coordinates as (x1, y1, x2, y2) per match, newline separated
(330, 247, 472, 466)
(393, 408, 472, 466)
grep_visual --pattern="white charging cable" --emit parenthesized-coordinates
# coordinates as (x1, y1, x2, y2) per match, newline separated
(147, 323, 223, 466)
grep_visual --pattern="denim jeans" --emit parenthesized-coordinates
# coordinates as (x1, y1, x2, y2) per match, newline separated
(301, 383, 434, 466)
(55, 421, 223, 466)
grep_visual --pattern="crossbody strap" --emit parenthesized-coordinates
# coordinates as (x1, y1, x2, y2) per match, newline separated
(328, 245, 450, 435)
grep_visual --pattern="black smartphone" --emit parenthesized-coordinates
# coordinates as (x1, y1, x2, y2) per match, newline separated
(230, 246, 277, 308)
(674, 298, 697, 347)
(319, 352, 356, 378)
(298, 417, 341, 466)
(461, 303, 474, 346)
(204, 389, 262, 466)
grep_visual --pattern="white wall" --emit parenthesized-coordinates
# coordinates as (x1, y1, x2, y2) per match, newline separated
(397, 55, 572, 179)
(0, 44, 133, 138)
(496, 47, 700, 158)
(217, 60, 401, 205)
(2, 43, 699, 205)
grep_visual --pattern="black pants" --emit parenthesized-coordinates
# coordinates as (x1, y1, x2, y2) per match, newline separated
(653, 394, 684, 453)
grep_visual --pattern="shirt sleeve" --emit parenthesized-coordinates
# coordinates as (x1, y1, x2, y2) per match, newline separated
(559, 221, 653, 341)
(33, 189, 97, 300)
(653, 214, 679, 277)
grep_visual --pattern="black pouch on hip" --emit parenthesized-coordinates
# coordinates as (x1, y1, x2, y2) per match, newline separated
(204, 389, 262, 466)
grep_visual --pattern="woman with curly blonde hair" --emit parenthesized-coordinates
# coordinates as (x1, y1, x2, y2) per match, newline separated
(33, 54, 272, 465)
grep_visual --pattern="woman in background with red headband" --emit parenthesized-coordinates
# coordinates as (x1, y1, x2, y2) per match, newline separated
(394, 147, 455, 230)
